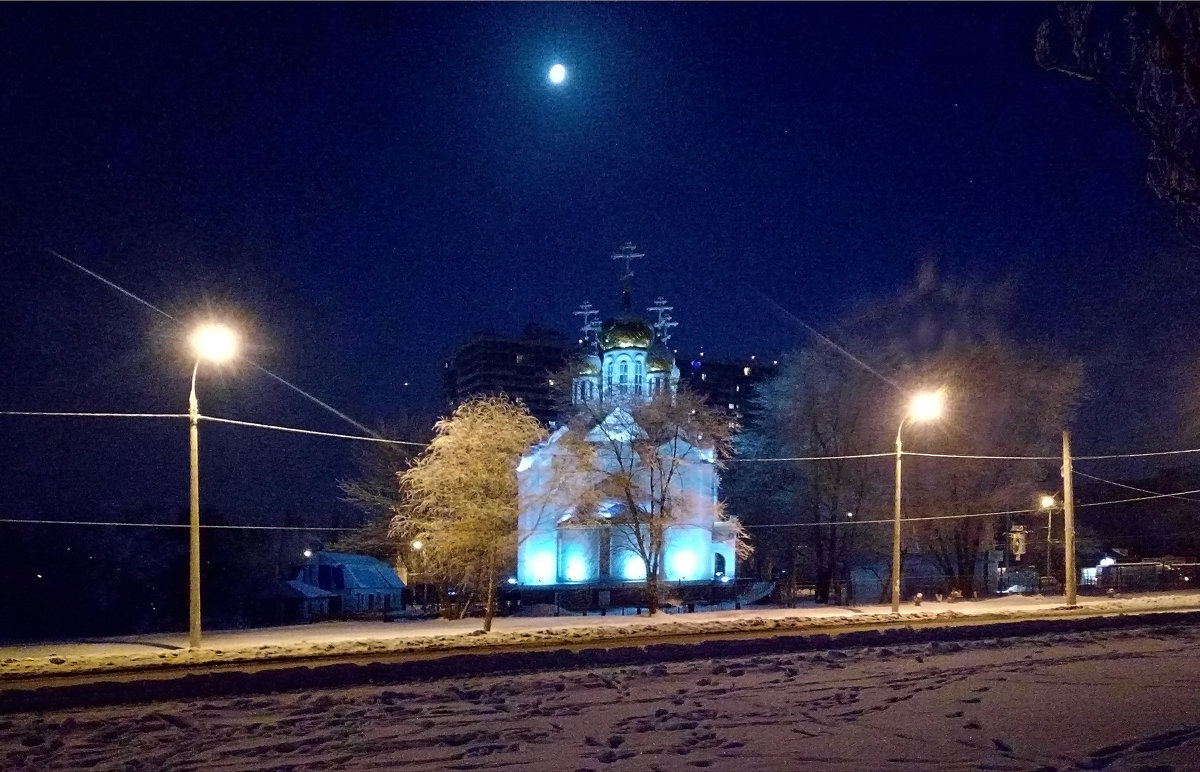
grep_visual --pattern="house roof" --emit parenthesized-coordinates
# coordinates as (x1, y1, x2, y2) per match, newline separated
(305, 551, 406, 590)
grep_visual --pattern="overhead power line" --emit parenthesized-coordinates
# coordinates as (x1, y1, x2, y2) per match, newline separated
(731, 452, 892, 462)
(0, 411, 187, 419)
(1074, 470, 1200, 505)
(0, 410, 422, 446)
(45, 247, 387, 440)
(0, 517, 350, 531)
(201, 415, 426, 446)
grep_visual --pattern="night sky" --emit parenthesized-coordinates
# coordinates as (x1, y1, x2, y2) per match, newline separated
(1, 3, 1195, 528)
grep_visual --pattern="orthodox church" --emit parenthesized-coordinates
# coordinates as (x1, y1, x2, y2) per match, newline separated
(514, 246, 739, 593)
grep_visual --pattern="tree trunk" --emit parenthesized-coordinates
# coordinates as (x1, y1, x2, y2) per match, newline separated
(814, 566, 832, 604)
(482, 548, 496, 632)
(645, 572, 660, 615)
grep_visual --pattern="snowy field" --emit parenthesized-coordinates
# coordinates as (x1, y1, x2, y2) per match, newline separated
(4, 621, 1200, 770)
(4, 591, 1200, 680)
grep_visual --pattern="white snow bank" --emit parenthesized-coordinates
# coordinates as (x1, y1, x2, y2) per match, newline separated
(2, 590, 1197, 680)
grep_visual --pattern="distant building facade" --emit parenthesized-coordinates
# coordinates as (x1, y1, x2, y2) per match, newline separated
(443, 324, 574, 426)
(677, 355, 778, 428)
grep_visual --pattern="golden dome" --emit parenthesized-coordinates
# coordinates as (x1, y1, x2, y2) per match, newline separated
(600, 316, 654, 350)
(646, 344, 674, 373)
(575, 353, 601, 376)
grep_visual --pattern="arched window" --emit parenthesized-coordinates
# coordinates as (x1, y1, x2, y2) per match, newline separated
(619, 360, 629, 385)
(635, 362, 644, 395)
(714, 553, 727, 577)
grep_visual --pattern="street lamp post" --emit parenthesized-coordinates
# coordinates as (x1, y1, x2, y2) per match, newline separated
(1039, 494, 1057, 584)
(892, 389, 945, 614)
(187, 323, 237, 649)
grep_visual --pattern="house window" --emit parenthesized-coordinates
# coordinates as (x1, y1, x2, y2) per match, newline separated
(743, 367, 751, 376)
(516, 354, 525, 365)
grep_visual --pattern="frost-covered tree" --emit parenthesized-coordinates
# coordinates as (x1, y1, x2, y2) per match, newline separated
(393, 396, 546, 632)
(1037, 2, 1200, 247)
(563, 388, 750, 615)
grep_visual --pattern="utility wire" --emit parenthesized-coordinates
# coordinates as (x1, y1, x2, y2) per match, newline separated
(45, 247, 387, 440)
(1074, 470, 1200, 505)
(0, 410, 420, 446)
(0, 411, 187, 419)
(0, 517, 350, 531)
(1075, 448, 1200, 461)
(743, 282, 902, 391)
(731, 452, 892, 462)
(741, 506, 1041, 528)
(740, 484, 1200, 529)
(9, 486, 1200, 533)
(904, 451, 1059, 461)
(201, 415, 426, 446)
(1075, 487, 1200, 508)
(11, 408, 1200, 462)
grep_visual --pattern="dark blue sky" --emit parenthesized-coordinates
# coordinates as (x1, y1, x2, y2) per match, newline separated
(1, 3, 1195, 524)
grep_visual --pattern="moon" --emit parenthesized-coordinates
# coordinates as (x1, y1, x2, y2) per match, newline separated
(548, 63, 566, 84)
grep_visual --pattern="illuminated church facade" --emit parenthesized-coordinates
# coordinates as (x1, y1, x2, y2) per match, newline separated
(514, 246, 739, 591)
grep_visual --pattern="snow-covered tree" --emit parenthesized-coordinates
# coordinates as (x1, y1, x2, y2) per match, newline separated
(394, 396, 546, 632)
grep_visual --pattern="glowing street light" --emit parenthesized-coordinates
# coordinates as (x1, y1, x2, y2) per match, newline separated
(1039, 493, 1059, 582)
(187, 323, 238, 649)
(892, 388, 945, 614)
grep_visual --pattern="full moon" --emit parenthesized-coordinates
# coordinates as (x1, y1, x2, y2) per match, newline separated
(548, 63, 566, 84)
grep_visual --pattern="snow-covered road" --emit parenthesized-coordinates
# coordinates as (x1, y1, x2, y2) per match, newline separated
(4, 622, 1200, 770)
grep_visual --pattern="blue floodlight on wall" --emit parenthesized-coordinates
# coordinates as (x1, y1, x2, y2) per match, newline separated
(530, 552, 556, 585)
(669, 549, 697, 581)
(565, 555, 588, 582)
(621, 554, 648, 581)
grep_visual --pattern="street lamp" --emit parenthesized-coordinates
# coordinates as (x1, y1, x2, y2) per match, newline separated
(187, 323, 238, 649)
(892, 388, 945, 613)
(1039, 493, 1058, 583)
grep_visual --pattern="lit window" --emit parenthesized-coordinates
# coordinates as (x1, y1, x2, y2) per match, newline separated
(516, 354, 525, 365)
(743, 367, 751, 376)
(728, 403, 736, 410)
(701, 373, 706, 381)
(735, 385, 740, 393)
(548, 378, 556, 386)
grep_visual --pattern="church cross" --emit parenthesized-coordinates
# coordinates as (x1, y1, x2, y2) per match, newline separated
(611, 241, 645, 280)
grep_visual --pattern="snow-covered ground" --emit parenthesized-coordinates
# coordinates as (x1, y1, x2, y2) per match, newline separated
(3, 591, 1199, 679)
(4, 620, 1200, 770)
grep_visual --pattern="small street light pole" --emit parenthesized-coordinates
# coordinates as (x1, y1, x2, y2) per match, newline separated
(891, 389, 945, 614)
(186, 324, 238, 649)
